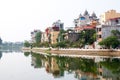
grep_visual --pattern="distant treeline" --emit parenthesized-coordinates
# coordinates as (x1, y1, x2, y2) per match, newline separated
(0, 42, 23, 51)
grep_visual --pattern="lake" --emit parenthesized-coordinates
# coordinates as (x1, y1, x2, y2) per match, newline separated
(0, 51, 120, 80)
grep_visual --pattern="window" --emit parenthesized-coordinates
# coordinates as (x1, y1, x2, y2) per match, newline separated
(99, 35, 101, 38)
(99, 28, 101, 31)
(116, 19, 119, 24)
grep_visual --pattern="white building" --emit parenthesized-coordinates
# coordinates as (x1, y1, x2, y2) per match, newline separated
(52, 20, 64, 30)
(41, 32, 48, 43)
(74, 10, 98, 27)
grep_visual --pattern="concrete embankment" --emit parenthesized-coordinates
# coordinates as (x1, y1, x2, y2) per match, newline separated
(22, 47, 120, 57)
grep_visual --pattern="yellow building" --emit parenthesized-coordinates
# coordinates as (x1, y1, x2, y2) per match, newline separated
(50, 31, 59, 44)
(100, 10, 120, 24)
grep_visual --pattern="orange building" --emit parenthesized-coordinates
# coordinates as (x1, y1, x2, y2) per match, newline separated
(100, 10, 120, 24)
(50, 31, 59, 44)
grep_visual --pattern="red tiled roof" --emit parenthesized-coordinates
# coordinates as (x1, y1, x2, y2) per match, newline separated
(74, 26, 84, 30)
(108, 17, 120, 20)
(52, 26, 59, 31)
(83, 26, 95, 29)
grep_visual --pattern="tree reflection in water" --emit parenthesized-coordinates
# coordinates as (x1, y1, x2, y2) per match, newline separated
(0, 51, 2, 59)
(24, 52, 120, 80)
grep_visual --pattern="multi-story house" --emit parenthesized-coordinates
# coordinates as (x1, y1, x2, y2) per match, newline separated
(96, 17, 120, 42)
(44, 27, 53, 43)
(50, 31, 59, 44)
(95, 17, 120, 49)
(74, 10, 98, 27)
(100, 10, 120, 24)
(41, 32, 48, 43)
(44, 27, 60, 44)
(44, 20, 64, 44)
(52, 20, 64, 30)
(74, 10, 98, 32)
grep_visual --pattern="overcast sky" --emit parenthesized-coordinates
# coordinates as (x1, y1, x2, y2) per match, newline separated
(0, 0, 119, 42)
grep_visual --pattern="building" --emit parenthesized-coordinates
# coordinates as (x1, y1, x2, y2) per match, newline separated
(74, 25, 96, 33)
(43, 20, 64, 44)
(100, 10, 120, 24)
(74, 10, 98, 32)
(52, 20, 64, 30)
(41, 32, 48, 43)
(96, 17, 120, 42)
(74, 10, 98, 27)
(50, 31, 59, 44)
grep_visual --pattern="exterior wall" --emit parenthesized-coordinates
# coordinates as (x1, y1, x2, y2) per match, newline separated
(96, 25, 120, 42)
(102, 25, 120, 39)
(74, 11, 98, 28)
(50, 31, 59, 44)
(68, 32, 80, 42)
(41, 32, 48, 43)
(100, 10, 120, 24)
(74, 15, 91, 27)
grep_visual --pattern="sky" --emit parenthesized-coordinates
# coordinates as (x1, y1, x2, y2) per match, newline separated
(0, 0, 120, 42)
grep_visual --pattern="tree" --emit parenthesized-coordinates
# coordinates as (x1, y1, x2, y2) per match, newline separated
(57, 29, 66, 42)
(56, 41, 66, 48)
(111, 30, 120, 41)
(100, 58, 120, 74)
(24, 41, 30, 47)
(0, 38, 2, 45)
(79, 29, 96, 45)
(35, 32, 42, 44)
(99, 36, 120, 49)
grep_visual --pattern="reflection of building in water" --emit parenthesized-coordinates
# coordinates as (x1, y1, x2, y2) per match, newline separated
(75, 70, 98, 80)
(96, 58, 120, 80)
(74, 57, 120, 80)
(45, 57, 63, 78)
(97, 63, 120, 80)
(94, 57, 104, 63)
(31, 54, 61, 77)
(31, 54, 120, 80)
(31, 55, 45, 68)
(51, 57, 60, 77)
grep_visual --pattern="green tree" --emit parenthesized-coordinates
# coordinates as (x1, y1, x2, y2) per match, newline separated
(0, 38, 2, 45)
(111, 30, 120, 41)
(99, 36, 120, 49)
(57, 29, 66, 42)
(35, 32, 42, 44)
(56, 41, 66, 48)
(24, 41, 30, 47)
(40, 42, 49, 47)
(24, 52, 30, 57)
(79, 29, 96, 46)
(100, 58, 120, 74)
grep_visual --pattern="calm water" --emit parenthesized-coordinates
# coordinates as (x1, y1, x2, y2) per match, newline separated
(0, 51, 120, 80)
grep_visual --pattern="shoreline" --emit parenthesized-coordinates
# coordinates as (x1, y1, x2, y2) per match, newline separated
(22, 47, 120, 57)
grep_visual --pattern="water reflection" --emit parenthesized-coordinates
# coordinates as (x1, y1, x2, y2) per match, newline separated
(0, 49, 22, 60)
(24, 52, 120, 80)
